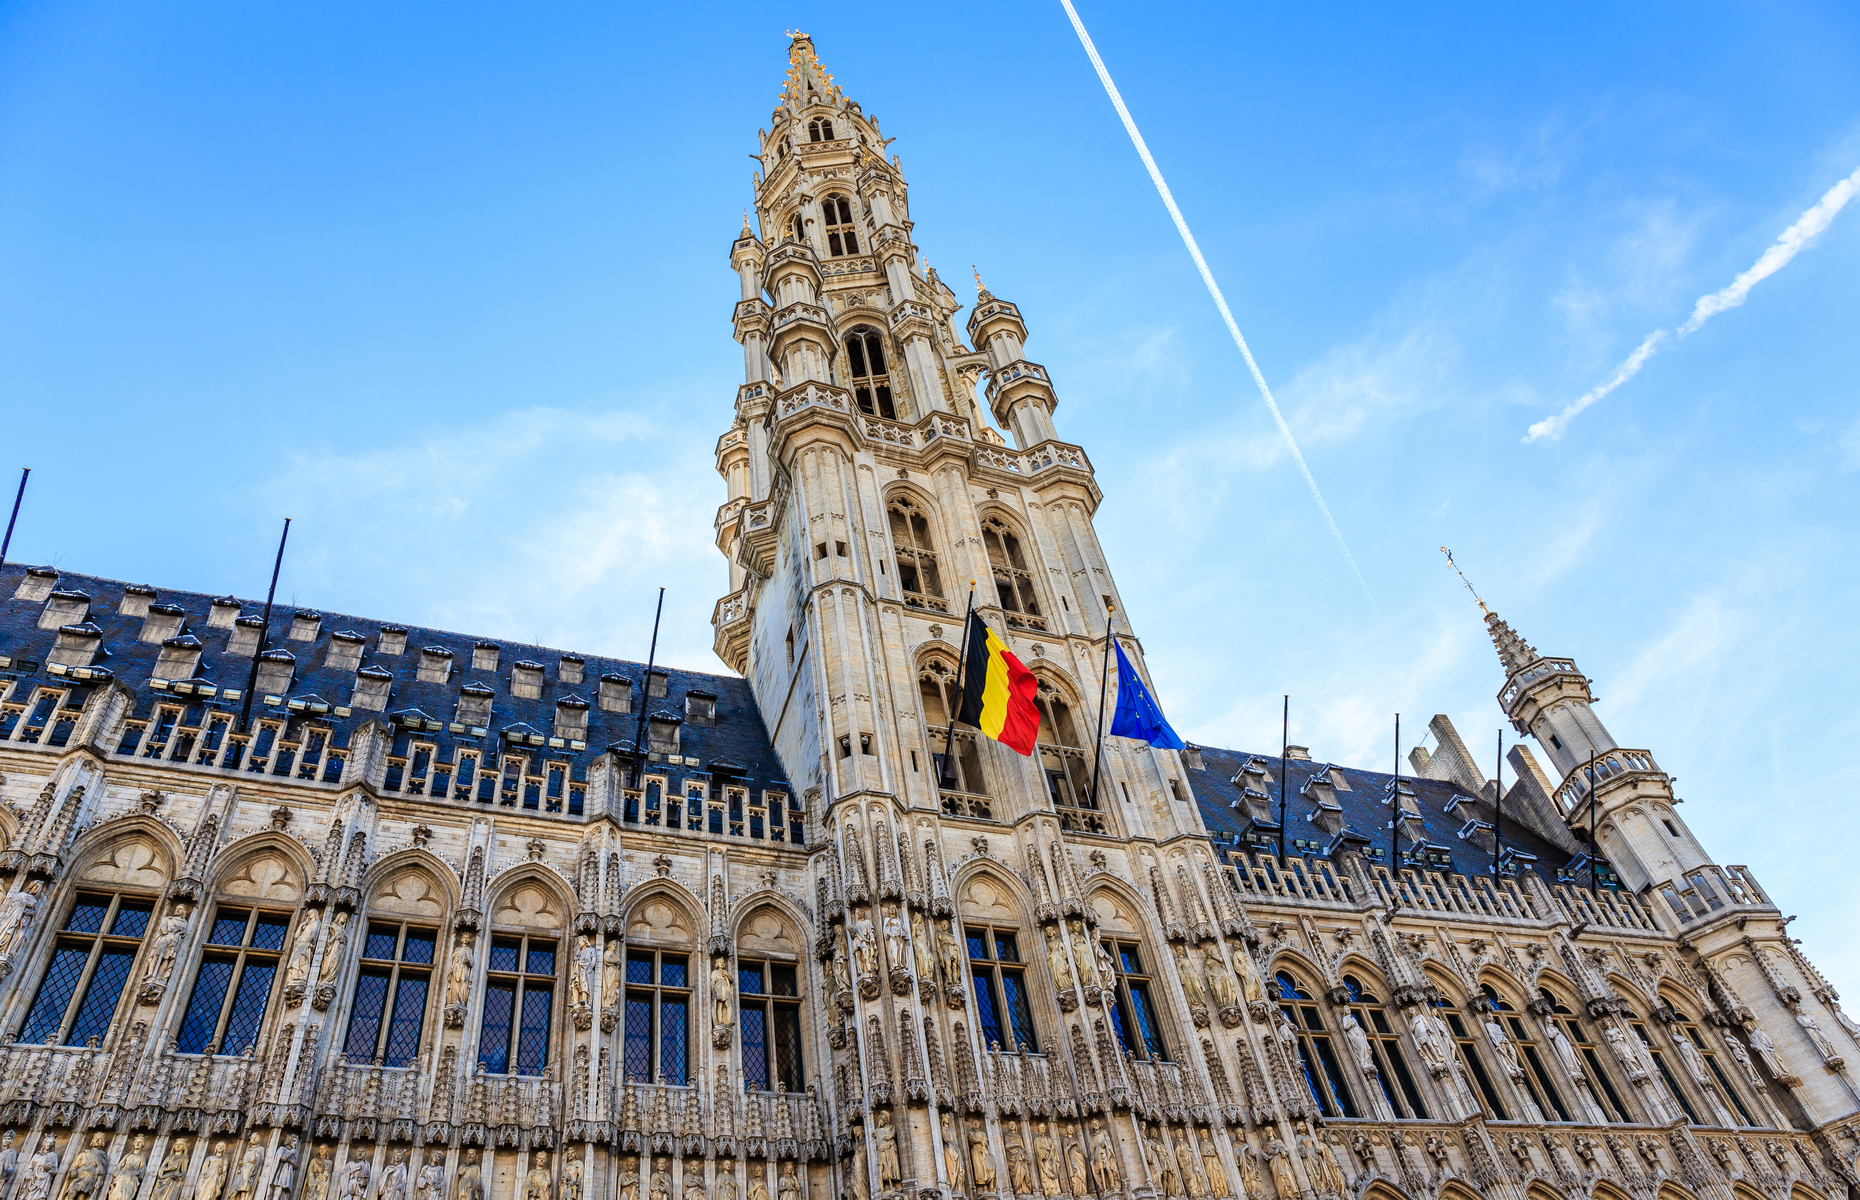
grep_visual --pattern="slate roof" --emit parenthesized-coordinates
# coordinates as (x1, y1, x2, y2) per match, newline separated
(0, 564, 787, 813)
(1184, 741, 1581, 883)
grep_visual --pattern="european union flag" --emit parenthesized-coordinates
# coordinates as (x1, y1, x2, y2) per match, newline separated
(1109, 639, 1185, 749)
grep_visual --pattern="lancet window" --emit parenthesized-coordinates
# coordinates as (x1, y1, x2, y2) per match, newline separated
(19, 890, 154, 1046)
(919, 658, 989, 817)
(966, 925, 1038, 1052)
(1430, 991, 1508, 1119)
(982, 516, 1045, 631)
(1626, 1008, 1700, 1124)
(1667, 1002, 1755, 1126)
(807, 117, 835, 142)
(887, 497, 945, 610)
(623, 947, 691, 1084)
(1481, 983, 1571, 1121)
(1103, 940, 1167, 1062)
(739, 958, 804, 1093)
(1537, 987, 1632, 1123)
(822, 194, 860, 256)
(1034, 683, 1099, 832)
(479, 932, 555, 1076)
(346, 921, 437, 1069)
(177, 905, 292, 1056)
(844, 328, 895, 418)
(1341, 973, 1428, 1118)
(1274, 969, 1359, 1118)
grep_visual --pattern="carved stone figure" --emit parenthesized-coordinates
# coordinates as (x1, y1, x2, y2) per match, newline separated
(1088, 1122, 1119, 1195)
(447, 932, 477, 1008)
(1724, 1035, 1766, 1087)
(197, 1141, 231, 1200)
(749, 1171, 770, 1200)
(0, 1131, 18, 1195)
(570, 935, 597, 1009)
(652, 1159, 675, 1200)
(1199, 1134, 1227, 1199)
(1833, 1004, 1860, 1041)
(318, 912, 351, 984)
(617, 1159, 640, 1200)
(716, 1173, 737, 1200)
(1796, 1009, 1841, 1061)
(0, 885, 42, 964)
(1231, 948, 1265, 1007)
(1069, 923, 1100, 990)
(604, 938, 623, 1000)
(339, 1155, 370, 1200)
(686, 1171, 707, 1200)
(1093, 941, 1116, 992)
(1065, 1130, 1089, 1197)
(1236, 1145, 1262, 1200)
(143, 909, 191, 991)
(1265, 1141, 1296, 1200)
(305, 1145, 335, 1200)
(939, 923, 966, 990)
(913, 913, 938, 984)
(270, 1137, 300, 1200)
(524, 1151, 552, 1200)
(285, 907, 322, 990)
(62, 1133, 109, 1199)
(884, 907, 908, 973)
(105, 1135, 149, 1200)
(1747, 1024, 1788, 1078)
(1007, 1134, 1034, 1197)
(230, 1133, 266, 1200)
(1483, 1016, 1521, 1074)
(1171, 947, 1206, 1010)
(1201, 954, 1237, 1012)
(454, 1151, 484, 1200)
(1545, 1019, 1581, 1076)
(562, 1159, 584, 1200)
(1672, 1032, 1712, 1084)
(1175, 1139, 1206, 1198)
(1043, 932, 1073, 992)
(852, 916, 878, 977)
(1409, 1011, 1447, 1072)
(1604, 1023, 1651, 1080)
(852, 1142, 872, 1200)
(779, 1161, 802, 1200)
(875, 1110, 902, 1190)
(1300, 1130, 1341, 1197)
(1033, 1124, 1062, 1197)
(1149, 1133, 1180, 1198)
(969, 1120, 997, 1192)
(151, 1138, 191, 1200)
(414, 1151, 447, 1200)
(380, 1148, 411, 1200)
(713, 958, 735, 1027)
(1340, 1012, 1374, 1073)
(19, 1135, 59, 1200)
(941, 1112, 964, 1188)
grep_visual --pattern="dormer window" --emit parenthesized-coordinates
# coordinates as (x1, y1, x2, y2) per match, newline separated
(119, 586, 157, 619)
(352, 667, 392, 712)
(457, 683, 495, 727)
(49, 624, 102, 669)
(648, 718, 680, 754)
(418, 647, 454, 684)
(15, 567, 57, 602)
(288, 612, 322, 642)
(326, 632, 366, 672)
(599, 675, 632, 713)
(647, 670, 669, 699)
(511, 661, 545, 700)
(140, 602, 185, 644)
(255, 651, 295, 696)
(472, 643, 500, 672)
(685, 692, 716, 727)
(377, 627, 408, 656)
(228, 617, 265, 657)
(554, 697, 589, 742)
(39, 590, 91, 631)
(789, 212, 804, 242)
(807, 117, 835, 142)
(822, 194, 858, 256)
(208, 596, 242, 628)
(559, 655, 585, 685)
(154, 635, 204, 681)
(844, 329, 894, 418)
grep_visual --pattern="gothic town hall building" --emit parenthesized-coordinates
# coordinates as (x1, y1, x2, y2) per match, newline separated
(0, 32, 1855, 1200)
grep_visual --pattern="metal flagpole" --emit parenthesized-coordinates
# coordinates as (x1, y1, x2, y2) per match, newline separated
(939, 583, 978, 790)
(1493, 729, 1503, 880)
(0, 468, 29, 572)
(1087, 601, 1116, 808)
(1389, 713, 1400, 909)
(629, 587, 667, 789)
(238, 518, 292, 733)
(1276, 695, 1289, 863)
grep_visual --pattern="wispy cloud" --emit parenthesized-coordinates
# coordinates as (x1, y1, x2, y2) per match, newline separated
(1527, 165, 1860, 443)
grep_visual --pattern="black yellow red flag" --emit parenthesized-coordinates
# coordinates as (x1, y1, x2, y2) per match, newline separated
(956, 612, 1040, 755)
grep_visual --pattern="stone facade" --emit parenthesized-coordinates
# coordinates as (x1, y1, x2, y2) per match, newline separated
(0, 29, 1853, 1200)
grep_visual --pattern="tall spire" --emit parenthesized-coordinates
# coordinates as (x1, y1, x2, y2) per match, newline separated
(1484, 610, 1539, 675)
(780, 31, 842, 106)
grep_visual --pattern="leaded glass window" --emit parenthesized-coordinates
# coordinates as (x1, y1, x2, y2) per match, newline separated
(622, 948, 690, 1084)
(1430, 993, 1508, 1120)
(965, 926, 1038, 1052)
(479, 933, 555, 1076)
(344, 921, 435, 1068)
(1537, 988, 1632, 1123)
(1274, 970, 1358, 1118)
(1103, 940, 1167, 1061)
(1341, 974, 1427, 1119)
(1480, 983, 1570, 1121)
(176, 905, 292, 1055)
(20, 890, 154, 1046)
(740, 958, 804, 1093)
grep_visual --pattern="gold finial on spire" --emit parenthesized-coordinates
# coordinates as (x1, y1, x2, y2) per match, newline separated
(742, 209, 751, 236)
(972, 265, 983, 292)
(1440, 547, 1490, 615)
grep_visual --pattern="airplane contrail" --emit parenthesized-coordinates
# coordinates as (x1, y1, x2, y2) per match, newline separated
(1527, 165, 1860, 443)
(1056, 0, 1378, 618)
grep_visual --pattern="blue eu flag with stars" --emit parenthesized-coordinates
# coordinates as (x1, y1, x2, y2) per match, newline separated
(1109, 639, 1185, 749)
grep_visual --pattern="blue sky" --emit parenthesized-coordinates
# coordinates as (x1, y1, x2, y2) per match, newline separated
(5, 3, 1859, 998)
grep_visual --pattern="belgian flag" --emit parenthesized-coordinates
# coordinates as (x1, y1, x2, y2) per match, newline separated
(956, 612, 1041, 755)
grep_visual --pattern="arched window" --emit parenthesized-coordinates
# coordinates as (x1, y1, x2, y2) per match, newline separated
(844, 329, 893, 418)
(966, 925, 1038, 1052)
(739, 958, 803, 1093)
(346, 921, 437, 1068)
(19, 887, 153, 1046)
(623, 947, 691, 1084)
(1429, 989, 1508, 1119)
(1034, 683, 1097, 832)
(822, 194, 859, 256)
(1667, 1001, 1755, 1126)
(1625, 1007, 1700, 1124)
(920, 658, 989, 817)
(1274, 969, 1359, 1118)
(1481, 983, 1571, 1121)
(981, 517, 1045, 631)
(176, 905, 293, 1056)
(479, 932, 554, 1076)
(789, 212, 804, 243)
(1341, 973, 1428, 1118)
(807, 117, 835, 142)
(888, 498, 946, 610)
(1537, 987, 1632, 1123)
(1103, 939, 1167, 1061)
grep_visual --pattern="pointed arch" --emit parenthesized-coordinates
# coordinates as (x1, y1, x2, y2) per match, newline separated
(976, 507, 1047, 632)
(362, 848, 460, 920)
(1592, 1180, 1635, 1200)
(1440, 1185, 1485, 1200)
(1362, 1185, 1415, 1200)
(486, 864, 574, 934)
(623, 878, 703, 949)
(1526, 1180, 1568, 1200)
(207, 830, 315, 904)
(69, 815, 182, 890)
(1475, 962, 1533, 1006)
(1788, 1185, 1828, 1200)
(1657, 1183, 1701, 1200)
(882, 484, 950, 614)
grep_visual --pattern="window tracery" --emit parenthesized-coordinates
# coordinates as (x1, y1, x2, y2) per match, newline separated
(1274, 969, 1359, 1117)
(981, 517, 1045, 631)
(822, 194, 859, 256)
(346, 921, 437, 1068)
(807, 117, 835, 142)
(623, 947, 691, 1084)
(919, 658, 988, 817)
(1033, 683, 1098, 832)
(843, 328, 895, 419)
(966, 925, 1038, 1052)
(739, 957, 804, 1092)
(479, 932, 555, 1076)
(177, 905, 292, 1056)
(1103, 939, 1167, 1061)
(1429, 988, 1508, 1119)
(888, 498, 946, 611)
(19, 890, 153, 1046)
(1341, 973, 1428, 1118)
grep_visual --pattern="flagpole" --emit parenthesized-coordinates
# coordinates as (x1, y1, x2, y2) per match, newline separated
(1493, 728, 1503, 881)
(939, 583, 977, 789)
(1389, 713, 1400, 910)
(1087, 602, 1116, 809)
(629, 587, 666, 789)
(0, 468, 28, 572)
(1276, 695, 1289, 864)
(238, 518, 292, 734)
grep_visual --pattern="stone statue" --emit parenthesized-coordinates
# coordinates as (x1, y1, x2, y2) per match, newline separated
(1200, 1133, 1228, 1199)
(1033, 1124, 1062, 1197)
(197, 1141, 231, 1200)
(686, 1170, 707, 1200)
(339, 1154, 370, 1200)
(62, 1133, 109, 1199)
(105, 1135, 149, 1200)
(1069, 923, 1100, 989)
(1065, 1130, 1089, 1198)
(604, 938, 624, 1000)
(1236, 1145, 1262, 1200)
(618, 1159, 640, 1200)
(851, 916, 878, 977)
(0, 884, 42, 964)
(912, 912, 938, 984)
(1089, 1121, 1119, 1195)
(230, 1133, 265, 1200)
(832, 944, 853, 994)
(380, 1148, 411, 1200)
(1796, 1009, 1841, 1061)
(1232, 949, 1266, 1007)
(1409, 1011, 1447, 1071)
(1148, 1132, 1180, 1198)
(415, 1150, 446, 1200)
(1546, 1020, 1581, 1077)
(523, 1151, 552, 1200)
(318, 912, 351, 985)
(1672, 1033, 1712, 1084)
(1340, 1012, 1375, 1073)
(749, 1171, 770, 1200)
(875, 1110, 902, 1190)
(562, 1158, 585, 1200)
(1093, 941, 1116, 992)
(1833, 1004, 1860, 1041)
(1172, 947, 1206, 1010)
(0, 1130, 18, 1195)
(1175, 1139, 1206, 1199)
(270, 1137, 301, 1200)
(143, 909, 191, 991)
(941, 1112, 964, 1188)
(1604, 1024, 1651, 1080)
(884, 908, 908, 973)
(651, 1158, 673, 1200)
(969, 1119, 997, 1192)
(573, 935, 600, 1008)
(1044, 932, 1074, 992)
(1265, 1141, 1296, 1200)
(1724, 1035, 1766, 1088)
(716, 1172, 737, 1200)
(779, 1161, 802, 1200)
(19, 1135, 59, 1200)
(1483, 1016, 1521, 1073)
(286, 908, 322, 988)
(454, 1151, 484, 1200)
(939, 923, 966, 990)
(1202, 954, 1237, 1012)
(1300, 1130, 1341, 1197)
(1007, 1133, 1034, 1197)
(447, 932, 476, 1008)
(151, 1138, 191, 1200)
(305, 1145, 335, 1200)
(851, 1142, 872, 1200)
(713, 958, 735, 1027)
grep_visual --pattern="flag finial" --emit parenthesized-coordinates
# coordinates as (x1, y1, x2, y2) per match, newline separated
(1440, 547, 1489, 615)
